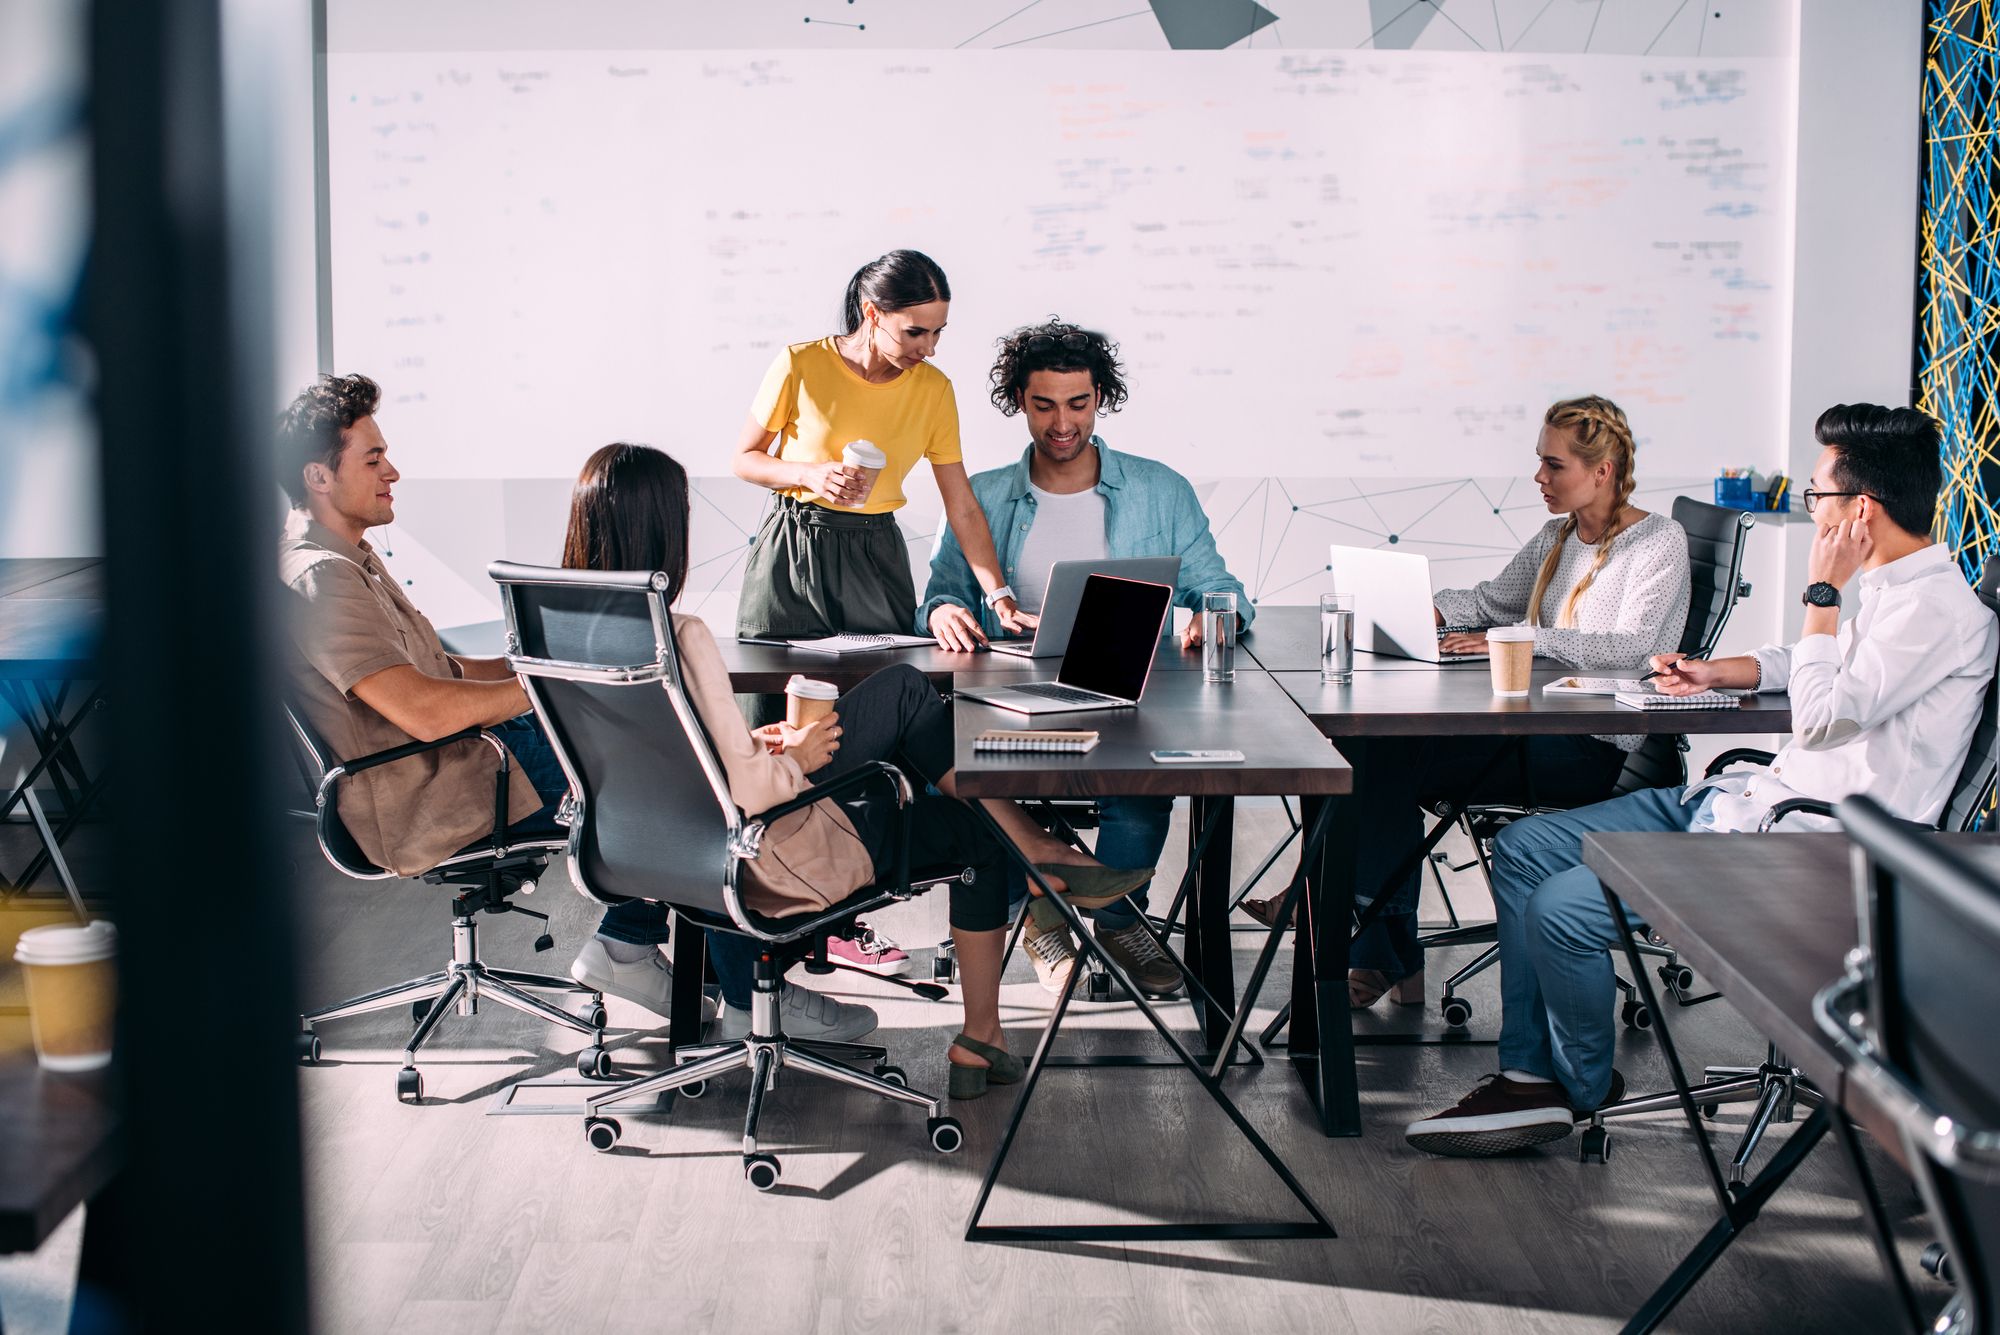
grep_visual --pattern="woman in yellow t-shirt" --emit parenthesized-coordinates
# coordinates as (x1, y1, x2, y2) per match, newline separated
(732, 250, 1030, 640)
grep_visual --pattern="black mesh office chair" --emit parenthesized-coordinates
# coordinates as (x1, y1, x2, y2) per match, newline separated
(487, 561, 969, 1189)
(1819, 795, 2000, 1335)
(287, 706, 610, 1102)
(1425, 496, 1758, 1027)
(1583, 555, 2000, 1171)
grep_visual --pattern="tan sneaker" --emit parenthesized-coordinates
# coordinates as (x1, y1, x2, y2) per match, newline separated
(1095, 920, 1184, 998)
(1021, 911, 1078, 995)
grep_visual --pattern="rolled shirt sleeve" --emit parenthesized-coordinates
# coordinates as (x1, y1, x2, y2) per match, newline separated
(1785, 598, 1953, 750)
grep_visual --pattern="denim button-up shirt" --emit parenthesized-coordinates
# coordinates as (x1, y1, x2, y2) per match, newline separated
(917, 437, 1253, 638)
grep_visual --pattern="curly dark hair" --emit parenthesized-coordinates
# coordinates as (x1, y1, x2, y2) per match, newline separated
(276, 373, 381, 506)
(987, 319, 1129, 417)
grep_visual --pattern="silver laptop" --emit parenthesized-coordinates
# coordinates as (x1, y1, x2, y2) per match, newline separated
(1329, 544, 1490, 664)
(955, 575, 1173, 715)
(989, 555, 1182, 658)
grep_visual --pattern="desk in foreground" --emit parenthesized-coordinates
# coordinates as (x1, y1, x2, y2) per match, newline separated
(0, 1051, 119, 1255)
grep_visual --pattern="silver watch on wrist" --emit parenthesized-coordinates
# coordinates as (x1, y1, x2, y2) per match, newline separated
(983, 585, 1016, 609)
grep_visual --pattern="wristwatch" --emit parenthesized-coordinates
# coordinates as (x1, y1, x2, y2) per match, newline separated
(983, 584, 1017, 609)
(1801, 581, 1841, 609)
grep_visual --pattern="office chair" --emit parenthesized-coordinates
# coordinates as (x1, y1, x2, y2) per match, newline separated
(487, 561, 968, 1189)
(1582, 554, 2000, 1169)
(1818, 794, 2000, 1335)
(287, 705, 611, 1102)
(1426, 496, 1758, 1028)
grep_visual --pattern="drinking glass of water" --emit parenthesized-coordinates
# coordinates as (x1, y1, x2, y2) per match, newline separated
(1202, 591, 1237, 684)
(1320, 593, 1355, 685)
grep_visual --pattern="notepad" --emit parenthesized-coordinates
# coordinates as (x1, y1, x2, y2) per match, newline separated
(972, 729, 1101, 754)
(1615, 689, 1742, 711)
(778, 633, 935, 655)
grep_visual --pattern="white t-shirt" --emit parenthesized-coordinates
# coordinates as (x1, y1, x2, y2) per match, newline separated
(1014, 483, 1110, 614)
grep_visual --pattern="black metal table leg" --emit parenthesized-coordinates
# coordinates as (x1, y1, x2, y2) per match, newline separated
(1291, 791, 1360, 1136)
(963, 808, 1334, 1242)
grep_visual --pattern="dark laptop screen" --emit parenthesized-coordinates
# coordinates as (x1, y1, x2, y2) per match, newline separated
(1057, 575, 1173, 700)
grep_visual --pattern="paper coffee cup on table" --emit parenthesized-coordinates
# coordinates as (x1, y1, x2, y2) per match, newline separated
(1487, 625, 1537, 697)
(784, 675, 840, 729)
(14, 921, 117, 1073)
(838, 440, 886, 509)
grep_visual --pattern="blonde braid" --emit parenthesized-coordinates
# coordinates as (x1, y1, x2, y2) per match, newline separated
(1524, 396, 1639, 629)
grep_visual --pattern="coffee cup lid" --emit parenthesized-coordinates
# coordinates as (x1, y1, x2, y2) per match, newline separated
(15, 920, 117, 966)
(842, 441, 887, 469)
(1487, 625, 1537, 643)
(784, 675, 840, 700)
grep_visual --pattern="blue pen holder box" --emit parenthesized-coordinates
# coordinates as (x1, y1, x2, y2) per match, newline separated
(1714, 475, 1755, 510)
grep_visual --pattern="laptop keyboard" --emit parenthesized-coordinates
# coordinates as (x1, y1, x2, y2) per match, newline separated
(1011, 682, 1112, 704)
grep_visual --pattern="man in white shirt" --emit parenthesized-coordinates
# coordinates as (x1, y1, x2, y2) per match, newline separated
(1406, 403, 1997, 1159)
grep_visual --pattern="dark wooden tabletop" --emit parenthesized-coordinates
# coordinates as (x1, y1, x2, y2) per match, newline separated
(1584, 832, 2000, 1123)
(0, 601, 101, 680)
(1244, 604, 1484, 674)
(951, 668, 1352, 798)
(1273, 667, 1794, 737)
(0, 1051, 120, 1253)
(0, 559, 99, 602)
(717, 634, 1211, 693)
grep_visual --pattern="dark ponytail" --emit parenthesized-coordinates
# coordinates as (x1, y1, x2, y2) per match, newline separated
(840, 249, 951, 334)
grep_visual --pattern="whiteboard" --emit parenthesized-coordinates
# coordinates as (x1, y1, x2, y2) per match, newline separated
(327, 47, 1795, 484)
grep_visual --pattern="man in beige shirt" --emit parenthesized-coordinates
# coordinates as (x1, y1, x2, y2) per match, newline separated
(275, 374, 875, 1043)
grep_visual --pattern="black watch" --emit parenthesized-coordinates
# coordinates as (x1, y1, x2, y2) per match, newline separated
(1801, 581, 1841, 609)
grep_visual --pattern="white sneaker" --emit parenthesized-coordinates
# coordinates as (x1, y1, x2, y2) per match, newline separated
(569, 937, 717, 1022)
(1021, 912, 1078, 996)
(710, 983, 878, 1045)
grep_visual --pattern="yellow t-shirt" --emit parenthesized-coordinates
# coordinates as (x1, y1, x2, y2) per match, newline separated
(751, 337, 962, 515)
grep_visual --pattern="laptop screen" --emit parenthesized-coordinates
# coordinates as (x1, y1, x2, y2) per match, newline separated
(1057, 575, 1173, 700)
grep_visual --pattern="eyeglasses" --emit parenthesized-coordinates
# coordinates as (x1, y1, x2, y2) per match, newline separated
(1801, 488, 1868, 514)
(1024, 329, 1091, 353)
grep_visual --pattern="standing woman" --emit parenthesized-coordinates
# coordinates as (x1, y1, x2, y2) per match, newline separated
(733, 250, 1032, 640)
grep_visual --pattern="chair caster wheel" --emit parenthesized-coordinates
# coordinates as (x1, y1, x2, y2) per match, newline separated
(412, 999, 433, 1023)
(678, 1079, 707, 1100)
(928, 1117, 964, 1154)
(744, 1153, 781, 1190)
(1620, 1000, 1653, 1030)
(932, 953, 957, 984)
(396, 1067, 422, 1103)
(578, 1046, 614, 1079)
(1699, 1103, 1719, 1120)
(1086, 969, 1112, 1002)
(584, 1116, 621, 1152)
(297, 1032, 321, 1064)
(1440, 997, 1473, 1028)
(1662, 963, 1696, 993)
(873, 1064, 907, 1087)
(1579, 1126, 1610, 1163)
(583, 1003, 608, 1030)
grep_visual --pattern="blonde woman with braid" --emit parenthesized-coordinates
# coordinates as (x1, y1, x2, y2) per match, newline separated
(1265, 395, 1691, 1008)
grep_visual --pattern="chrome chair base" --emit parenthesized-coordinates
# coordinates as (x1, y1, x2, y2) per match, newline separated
(1586, 1043, 1822, 1183)
(576, 971, 962, 1186)
(298, 914, 608, 1101)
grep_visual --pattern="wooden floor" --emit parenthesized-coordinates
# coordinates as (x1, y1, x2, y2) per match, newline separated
(0, 807, 1950, 1333)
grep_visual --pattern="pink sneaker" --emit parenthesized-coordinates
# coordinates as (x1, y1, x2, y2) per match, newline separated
(827, 921, 912, 977)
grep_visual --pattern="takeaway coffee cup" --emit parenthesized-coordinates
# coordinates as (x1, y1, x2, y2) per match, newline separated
(784, 675, 840, 729)
(839, 440, 886, 509)
(1487, 625, 1537, 697)
(14, 920, 118, 1073)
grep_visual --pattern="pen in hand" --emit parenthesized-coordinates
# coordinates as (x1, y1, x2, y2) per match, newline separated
(1639, 659, 1701, 684)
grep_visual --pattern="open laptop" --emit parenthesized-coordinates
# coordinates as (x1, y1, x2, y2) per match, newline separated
(954, 575, 1173, 715)
(1329, 544, 1491, 664)
(989, 556, 1181, 658)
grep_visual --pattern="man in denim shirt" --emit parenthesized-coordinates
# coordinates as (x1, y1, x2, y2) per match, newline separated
(919, 319, 1252, 999)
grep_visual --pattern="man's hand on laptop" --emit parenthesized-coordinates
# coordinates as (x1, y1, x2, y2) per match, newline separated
(993, 599, 1039, 637)
(1439, 630, 1488, 655)
(929, 604, 990, 653)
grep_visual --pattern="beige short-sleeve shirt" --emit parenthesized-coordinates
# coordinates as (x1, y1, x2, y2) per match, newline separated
(278, 511, 540, 875)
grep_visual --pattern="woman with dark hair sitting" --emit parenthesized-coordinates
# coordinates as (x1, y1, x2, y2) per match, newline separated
(566, 442, 1151, 1097)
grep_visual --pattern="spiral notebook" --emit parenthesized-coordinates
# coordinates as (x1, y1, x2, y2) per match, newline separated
(1614, 689, 1742, 711)
(972, 729, 1101, 753)
(742, 633, 934, 655)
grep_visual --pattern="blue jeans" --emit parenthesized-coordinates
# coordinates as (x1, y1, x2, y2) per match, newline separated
(1490, 784, 1702, 1110)
(1004, 796, 1175, 930)
(489, 715, 759, 1009)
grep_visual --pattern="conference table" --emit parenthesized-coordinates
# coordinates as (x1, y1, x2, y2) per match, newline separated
(0, 559, 104, 919)
(1579, 831, 1982, 1334)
